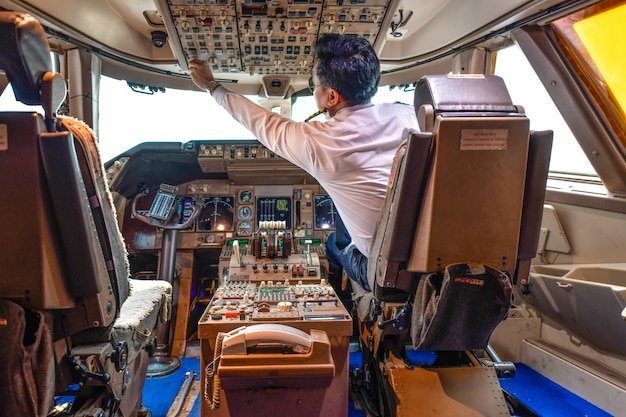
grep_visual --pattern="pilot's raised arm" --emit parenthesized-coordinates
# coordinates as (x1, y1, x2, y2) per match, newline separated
(189, 34, 419, 293)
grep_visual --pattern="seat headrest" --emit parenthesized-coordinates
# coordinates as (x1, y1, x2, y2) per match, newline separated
(415, 74, 517, 113)
(414, 74, 519, 132)
(0, 11, 52, 105)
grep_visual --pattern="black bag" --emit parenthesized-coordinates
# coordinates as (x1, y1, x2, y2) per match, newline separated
(411, 263, 512, 350)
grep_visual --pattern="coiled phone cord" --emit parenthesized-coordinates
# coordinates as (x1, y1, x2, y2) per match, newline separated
(204, 331, 226, 410)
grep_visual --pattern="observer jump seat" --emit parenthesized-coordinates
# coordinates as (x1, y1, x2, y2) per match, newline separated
(0, 11, 171, 417)
(351, 74, 552, 417)
(357, 73, 552, 351)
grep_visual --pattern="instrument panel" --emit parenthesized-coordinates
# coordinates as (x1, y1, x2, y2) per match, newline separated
(114, 139, 338, 279)
(124, 181, 334, 251)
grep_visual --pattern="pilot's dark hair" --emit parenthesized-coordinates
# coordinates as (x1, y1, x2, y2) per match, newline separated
(313, 34, 380, 105)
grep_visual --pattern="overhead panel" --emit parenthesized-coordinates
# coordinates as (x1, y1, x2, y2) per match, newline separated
(162, 0, 393, 77)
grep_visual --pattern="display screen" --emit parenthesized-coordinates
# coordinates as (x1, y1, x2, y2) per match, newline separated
(198, 196, 235, 231)
(176, 196, 197, 229)
(256, 196, 292, 229)
(314, 194, 337, 229)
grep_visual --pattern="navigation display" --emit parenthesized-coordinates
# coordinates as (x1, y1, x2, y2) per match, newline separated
(256, 197, 292, 229)
(314, 194, 337, 230)
(198, 196, 235, 231)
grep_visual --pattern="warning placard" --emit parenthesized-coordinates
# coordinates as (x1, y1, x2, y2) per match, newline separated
(460, 129, 508, 150)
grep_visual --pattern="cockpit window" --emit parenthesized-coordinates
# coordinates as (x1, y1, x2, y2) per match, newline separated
(1, 73, 415, 163)
(292, 84, 415, 123)
(494, 44, 597, 176)
(99, 77, 416, 162)
(98, 76, 256, 161)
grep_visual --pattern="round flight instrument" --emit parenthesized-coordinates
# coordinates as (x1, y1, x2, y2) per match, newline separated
(239, 190, 252, 203)
(238, 205, 252, 219)
(237, 221, 252, 236)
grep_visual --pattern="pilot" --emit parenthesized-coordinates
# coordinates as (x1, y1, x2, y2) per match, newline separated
(189, 34, 419, 301)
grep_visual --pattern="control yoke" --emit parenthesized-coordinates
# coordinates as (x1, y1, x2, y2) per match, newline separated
(129, 184, 201, 375)
(131, 184, 200, 230)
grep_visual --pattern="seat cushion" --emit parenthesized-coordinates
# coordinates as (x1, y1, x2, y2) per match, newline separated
(111, 279, 172, 362)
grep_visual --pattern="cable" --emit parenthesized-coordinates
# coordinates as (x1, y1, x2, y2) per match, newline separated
(204, 331, 226, 410)
(389, 10, 405, 38)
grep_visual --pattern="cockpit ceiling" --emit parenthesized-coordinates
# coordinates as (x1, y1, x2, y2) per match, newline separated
(0, 0, 584, 88)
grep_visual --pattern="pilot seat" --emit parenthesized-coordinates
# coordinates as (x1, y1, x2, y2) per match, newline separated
(0, 11, 172, 417)
(352, 74, 553, 417)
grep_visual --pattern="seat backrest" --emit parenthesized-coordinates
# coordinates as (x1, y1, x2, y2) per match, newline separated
(368, 74, 552, 297)
(0, 11, 129, 335)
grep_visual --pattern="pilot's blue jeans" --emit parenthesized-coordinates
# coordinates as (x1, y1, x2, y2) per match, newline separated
(326, 231, 370, 292)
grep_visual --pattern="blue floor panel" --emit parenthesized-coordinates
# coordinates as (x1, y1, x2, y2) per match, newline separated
(143, 356, 365, 417)
(500, 363, 613, 417)
(142, 358, 201, 417)
(142, 357, 612, 417)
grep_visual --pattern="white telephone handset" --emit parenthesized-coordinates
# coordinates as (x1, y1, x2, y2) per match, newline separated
(221, 324, 312, 355)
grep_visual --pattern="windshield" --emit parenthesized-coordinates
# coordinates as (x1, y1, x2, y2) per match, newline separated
(0, 76, 414, 163)
(98, 77, 255, 161)
(97, 78, 415, 162)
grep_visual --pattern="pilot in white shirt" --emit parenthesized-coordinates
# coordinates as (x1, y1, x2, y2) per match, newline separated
(190, 33, 419, 294)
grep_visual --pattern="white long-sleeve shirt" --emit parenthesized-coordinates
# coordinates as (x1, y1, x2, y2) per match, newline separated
(213, 86, 419, 257)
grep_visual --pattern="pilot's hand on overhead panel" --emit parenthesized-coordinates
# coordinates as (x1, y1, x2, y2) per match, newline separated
(189, 59, 215, 92)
